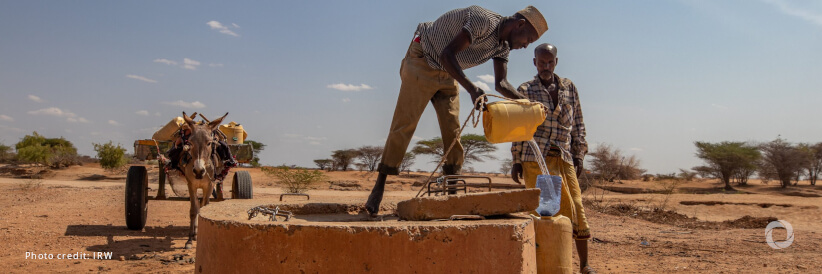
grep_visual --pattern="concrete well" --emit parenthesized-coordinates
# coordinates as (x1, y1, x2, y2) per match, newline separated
(195, 199, 537, 273)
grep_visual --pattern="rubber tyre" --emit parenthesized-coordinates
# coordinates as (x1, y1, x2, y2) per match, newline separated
(232, 171, 253, 199)
(125, 166, 148, 230)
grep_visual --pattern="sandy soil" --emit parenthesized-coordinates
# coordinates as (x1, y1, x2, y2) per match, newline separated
(0, 163, 820, 273)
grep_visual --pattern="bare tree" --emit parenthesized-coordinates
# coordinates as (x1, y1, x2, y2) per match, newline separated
(355, 145, 383, 172)
(587, 143, 645, 182)
(759, 138, 805, 188)
(499, 158, 513, 176)
(400, 152, 416, 174)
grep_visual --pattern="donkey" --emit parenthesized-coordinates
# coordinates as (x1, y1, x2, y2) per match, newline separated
(180, 111, 228, 249)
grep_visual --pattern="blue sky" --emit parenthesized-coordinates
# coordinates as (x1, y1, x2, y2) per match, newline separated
(1, 0, 821, 174)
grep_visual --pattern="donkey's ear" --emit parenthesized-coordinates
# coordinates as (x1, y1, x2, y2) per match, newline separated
(209, 112, 228, 130)
(182, 111, 196, 128)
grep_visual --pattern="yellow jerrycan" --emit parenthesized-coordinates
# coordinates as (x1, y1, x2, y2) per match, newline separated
(219, 122, 247, 145)
(531, 215, 573, 274)
(482, 99, 546, 144)
(152, 117, 185, 141)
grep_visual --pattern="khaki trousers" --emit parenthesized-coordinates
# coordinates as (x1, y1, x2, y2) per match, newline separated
(522, 156, 591, 239)
(378, 41, 463, 175)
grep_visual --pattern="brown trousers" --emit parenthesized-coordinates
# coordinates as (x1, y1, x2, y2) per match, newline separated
(378, 41, 463, 175)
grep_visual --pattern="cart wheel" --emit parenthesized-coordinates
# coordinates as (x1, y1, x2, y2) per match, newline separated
(232, 171, 253, 199)
(125, 166, 148, 230)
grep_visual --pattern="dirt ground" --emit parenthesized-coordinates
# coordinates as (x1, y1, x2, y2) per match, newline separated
(1, 163, 820, 273)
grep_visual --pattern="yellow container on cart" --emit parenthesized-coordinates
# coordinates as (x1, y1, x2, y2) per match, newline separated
(219, 122, 247, 144)
(151, 117, 185, 141)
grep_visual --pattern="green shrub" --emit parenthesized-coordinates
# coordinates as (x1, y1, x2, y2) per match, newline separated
(262, 166, 326, 194)
(17, 144, 52, 166)
(93, 141, 128, 170)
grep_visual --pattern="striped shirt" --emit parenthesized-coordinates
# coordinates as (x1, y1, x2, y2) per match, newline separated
(511, 75, 588, 165)
(417, 5, 511, 71)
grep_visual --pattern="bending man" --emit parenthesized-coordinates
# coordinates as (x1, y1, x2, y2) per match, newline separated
(365, 5, 549, 215)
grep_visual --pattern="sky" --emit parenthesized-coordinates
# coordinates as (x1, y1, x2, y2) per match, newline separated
(1, 0, 821, 175)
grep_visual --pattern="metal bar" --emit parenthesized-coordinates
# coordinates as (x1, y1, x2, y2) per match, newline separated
(279, 193, 310, 201)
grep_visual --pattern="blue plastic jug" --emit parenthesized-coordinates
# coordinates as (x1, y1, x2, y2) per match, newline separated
(535, 174, 563, 217)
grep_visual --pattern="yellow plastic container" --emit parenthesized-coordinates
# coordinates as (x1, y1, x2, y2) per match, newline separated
(482, 99, 546, 144)
(219, 122, 247, 144)
(531, 215, 573, 274)
(151, 117, 185, 141)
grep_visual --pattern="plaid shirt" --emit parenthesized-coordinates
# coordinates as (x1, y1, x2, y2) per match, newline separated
(511, 75, 588, 165)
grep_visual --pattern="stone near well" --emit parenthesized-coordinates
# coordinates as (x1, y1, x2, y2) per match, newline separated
(397, 189, 540, 221)
(195, 199, 537, 273)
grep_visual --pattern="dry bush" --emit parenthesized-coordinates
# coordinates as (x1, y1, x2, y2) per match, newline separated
(19, 179, 43, 191)
(262, 166, 327, 194)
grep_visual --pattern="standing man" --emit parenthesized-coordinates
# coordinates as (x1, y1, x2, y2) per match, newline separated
(365, 5, 549, 216)
(511, 43, 595, 274)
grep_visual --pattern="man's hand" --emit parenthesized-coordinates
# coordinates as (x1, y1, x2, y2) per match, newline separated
(573, 158, 584, 178)
(469, 87, 487, 110)
(511, 163, 523, 184)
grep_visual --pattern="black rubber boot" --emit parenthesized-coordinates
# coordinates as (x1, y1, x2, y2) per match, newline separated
(364, 172, 388, 217)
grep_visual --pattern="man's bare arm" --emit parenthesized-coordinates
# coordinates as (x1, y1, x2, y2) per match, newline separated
(493, 58, 526, 99)
(439, 28, 485, 108)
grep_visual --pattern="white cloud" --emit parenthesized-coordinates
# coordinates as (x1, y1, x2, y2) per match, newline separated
(342, 98, 351, 103)
(283, 133, 302, 138)
(135, 110, 150, 116)
(28, 107, 74, 117)
(630, 147, 644, 152)
(154, 112, 161, 116)
(183, 58, 201, 70)
(309, 141, 322, 145)
(207, 20, 240, 37)
(477, 74, 495, 83)
(473, 81, 491, 92)
(711, 103, 728, 110)
(126, 74, 158, 83)
(208, 63, 224, 67)
(305, 136, 327, 141)
(762, 0, 822, 28)
(232, 23, 240, 28)
(0, 124, 24, 133)
(153, 58, 178, 65)
(0, 115, 13, 122)
(327, 83, 373, 91)
(108, 120, 120, 126)
(28, 95, 43, 103)
(412, 135, 423, 140)
(162, 100, 206, 109)
(67, 117, 90, 123)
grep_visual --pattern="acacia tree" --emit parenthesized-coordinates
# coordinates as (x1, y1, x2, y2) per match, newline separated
(693, 141, 760, 190)
(355, 146, 383, 172)
(400, 152, 416, 174)
(759, 138, 805, 188)
(412, 134, 496, 166)
(797, 142, 822, 186)
(331, 149, 359, 171)
(313, 159, 334, 171)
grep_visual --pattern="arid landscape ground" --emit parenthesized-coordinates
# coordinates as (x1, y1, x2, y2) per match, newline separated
(1, 163, 820, 273)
